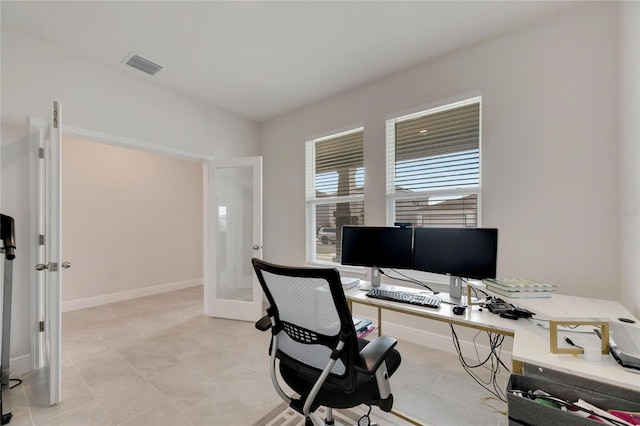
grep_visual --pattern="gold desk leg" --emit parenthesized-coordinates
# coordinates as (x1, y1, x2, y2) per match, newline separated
(549, 320, 609, 355)
(391, 409, 423, 426)
(466, 284, 483, 306)
(512, 359, 524, 375)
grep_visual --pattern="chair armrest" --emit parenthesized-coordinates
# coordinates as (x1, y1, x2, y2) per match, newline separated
(255, 315, 272, 331)
(358, 335, 397, 373)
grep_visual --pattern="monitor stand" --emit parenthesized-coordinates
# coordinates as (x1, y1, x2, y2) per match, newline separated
(358, 266, 381, 291)
(437, 275, 464, 305)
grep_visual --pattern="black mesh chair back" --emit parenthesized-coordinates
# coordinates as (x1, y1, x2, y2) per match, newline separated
(253, 259, 360, 392)
(252, 258, 401, 425)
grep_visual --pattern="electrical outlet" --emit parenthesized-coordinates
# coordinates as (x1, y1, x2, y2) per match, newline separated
(111, 270, 118, 279)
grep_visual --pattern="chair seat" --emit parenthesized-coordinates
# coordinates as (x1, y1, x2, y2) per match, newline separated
(280, 338, 401, 410)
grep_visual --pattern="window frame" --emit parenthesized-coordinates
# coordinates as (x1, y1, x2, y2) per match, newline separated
(385, 94, 483, 228)
(305, 125, 365, 267)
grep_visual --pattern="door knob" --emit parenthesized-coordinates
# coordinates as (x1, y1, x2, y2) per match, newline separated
(252, 244, 262, 250)
(35, 262, 71, 271)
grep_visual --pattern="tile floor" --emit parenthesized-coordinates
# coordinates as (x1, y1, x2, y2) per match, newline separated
(5, 286, 510, 425)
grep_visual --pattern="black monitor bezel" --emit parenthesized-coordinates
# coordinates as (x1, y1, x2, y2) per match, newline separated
(412, 227, 498, 280)
(340, 225, 414, 269)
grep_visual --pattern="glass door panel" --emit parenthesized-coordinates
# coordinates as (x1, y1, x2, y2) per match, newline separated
(204, 157, 262, 321)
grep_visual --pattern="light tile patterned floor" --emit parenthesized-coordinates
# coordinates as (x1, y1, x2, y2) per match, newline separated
(4, 286, 509, 425)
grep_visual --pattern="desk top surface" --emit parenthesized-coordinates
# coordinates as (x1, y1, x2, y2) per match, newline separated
(345, 284, 640, 392)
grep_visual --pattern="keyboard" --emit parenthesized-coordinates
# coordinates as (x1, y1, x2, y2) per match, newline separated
(366, 288, 441, 309)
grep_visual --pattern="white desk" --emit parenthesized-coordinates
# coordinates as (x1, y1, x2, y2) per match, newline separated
(345, 285, 640, 392)
(346, 284, 516, 336)
(507, 294, 640, 391)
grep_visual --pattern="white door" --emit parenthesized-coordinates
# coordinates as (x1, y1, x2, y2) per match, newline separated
(204, 157, 263, 321)
(30, 101, 64, 405)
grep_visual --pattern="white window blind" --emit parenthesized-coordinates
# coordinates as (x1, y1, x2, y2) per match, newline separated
(306, 127, 364, 264)
(386, 97, 481, 228)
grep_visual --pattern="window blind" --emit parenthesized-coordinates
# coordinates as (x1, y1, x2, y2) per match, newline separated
(395, 194, 478, 228)
(314, 131, 364, 198)
(394, 103, 480, 161)
(386, 98, 481, 228)
(306, 128, 364, 264)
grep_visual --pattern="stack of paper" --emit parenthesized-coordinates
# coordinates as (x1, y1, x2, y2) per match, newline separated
(340, 276, 360, 290)
(483, 278, 557, 299)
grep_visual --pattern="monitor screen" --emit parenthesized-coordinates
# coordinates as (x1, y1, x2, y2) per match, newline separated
(340, 226, 413, 269)
(413, 228, 498, 280)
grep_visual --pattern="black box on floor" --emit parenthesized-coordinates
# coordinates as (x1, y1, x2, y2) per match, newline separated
(507, 370, 640, 426)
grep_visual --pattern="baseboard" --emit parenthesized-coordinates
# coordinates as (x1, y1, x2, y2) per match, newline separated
(61, 279, 203, 312)
(9, 354, 31, 376)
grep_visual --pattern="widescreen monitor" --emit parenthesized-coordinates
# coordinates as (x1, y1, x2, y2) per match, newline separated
(413, 227, 498, 302)
(341, 226, 413, 287)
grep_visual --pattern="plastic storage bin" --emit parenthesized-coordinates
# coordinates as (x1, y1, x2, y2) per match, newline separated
(507, 370, 640, 425)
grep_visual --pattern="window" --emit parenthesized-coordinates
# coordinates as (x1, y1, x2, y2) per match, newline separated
(386, 97, 481, 228)
(306, 127, 364, 264)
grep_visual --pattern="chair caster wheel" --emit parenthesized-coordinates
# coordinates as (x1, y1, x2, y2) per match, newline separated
(358, 415, 370, 426)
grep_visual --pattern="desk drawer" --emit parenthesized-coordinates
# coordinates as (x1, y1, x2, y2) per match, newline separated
(507, 373, 640, 426)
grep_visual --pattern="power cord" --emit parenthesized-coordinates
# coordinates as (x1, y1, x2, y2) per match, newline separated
(380, 268, 436, 294)
(357, 405, 372, 426)
(564, 337, 582, 349)
(479, 396, 507, 415)
(450, 324, 509, 403)
(462, 278, 490, 299)
(9, 378, 22, 390)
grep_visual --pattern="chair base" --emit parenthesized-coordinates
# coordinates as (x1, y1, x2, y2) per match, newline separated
(304, 407, 376, 426)
(305, 416, 376, 426)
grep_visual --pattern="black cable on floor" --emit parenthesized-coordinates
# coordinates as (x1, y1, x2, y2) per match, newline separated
(8, 378, 22, 390)
(450, 324, 509, 402)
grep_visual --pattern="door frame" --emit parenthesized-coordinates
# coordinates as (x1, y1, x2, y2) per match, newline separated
(205, 156, 263, 321)
(27, 120, 222, 369)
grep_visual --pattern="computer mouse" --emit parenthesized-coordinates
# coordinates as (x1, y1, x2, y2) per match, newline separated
(453, 305, 466, 315)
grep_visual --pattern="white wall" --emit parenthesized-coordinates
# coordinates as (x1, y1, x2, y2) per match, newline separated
(62, 137, 203, 307)
(2, 1, 636, 370)
(618, 1, 640, 317)
(262, 3, 622, 302)
(1, 28, 260, 365)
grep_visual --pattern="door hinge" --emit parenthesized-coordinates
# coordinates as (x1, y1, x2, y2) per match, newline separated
(39, 235, 45, 245)
(53, 102, 59, 129)
(39, 147, 45, 159)
(39, 321, 45, 332)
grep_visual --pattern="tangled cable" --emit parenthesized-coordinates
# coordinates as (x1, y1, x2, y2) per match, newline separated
(450, 324, 509, 403)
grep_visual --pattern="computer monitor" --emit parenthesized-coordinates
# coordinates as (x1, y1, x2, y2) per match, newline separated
(341, 226, 413, 288)
(413, 227, 498, 304)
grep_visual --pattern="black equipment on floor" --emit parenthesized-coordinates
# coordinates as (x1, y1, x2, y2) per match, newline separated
(0, 214, 15, 425)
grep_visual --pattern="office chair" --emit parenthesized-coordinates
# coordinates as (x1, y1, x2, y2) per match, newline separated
(252, 258, 401, 426)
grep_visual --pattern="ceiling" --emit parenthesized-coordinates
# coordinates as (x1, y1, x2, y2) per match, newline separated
(2, 1, 582, 122)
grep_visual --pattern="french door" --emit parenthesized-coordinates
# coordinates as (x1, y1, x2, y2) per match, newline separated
(30, 101, 64, 405)
(28, 105, 263, 407)
(204, 157, 263, 321)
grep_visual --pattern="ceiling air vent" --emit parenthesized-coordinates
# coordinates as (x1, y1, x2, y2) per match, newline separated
(125, 54, 163, 76)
